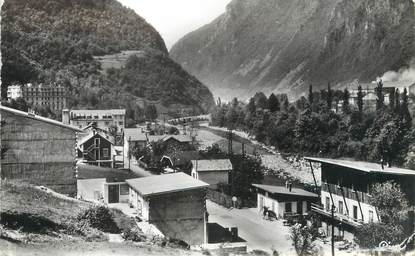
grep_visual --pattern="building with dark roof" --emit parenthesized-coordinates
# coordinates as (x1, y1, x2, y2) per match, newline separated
(126, 173, 209, 245)
(252, 184, 318, 219)
(305, 157, 415, 239)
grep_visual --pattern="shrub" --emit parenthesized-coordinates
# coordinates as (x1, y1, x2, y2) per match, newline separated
(77, 206, 120, 233)
(121, 227, 146, 242)
(354, 222, 405, 249)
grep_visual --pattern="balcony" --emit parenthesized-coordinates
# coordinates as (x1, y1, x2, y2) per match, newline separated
(321, 183, 371, 204)
(311, 203, 363, 228)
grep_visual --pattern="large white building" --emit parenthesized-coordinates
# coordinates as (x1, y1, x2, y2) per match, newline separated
(62, 109, 126, 133)
(6, 85, 23, 100)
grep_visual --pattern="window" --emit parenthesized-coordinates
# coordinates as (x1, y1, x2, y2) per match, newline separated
(120, 184, 129, 195)
(353, 205, 358, 220)
(369, 210, 374, 222)
(325, 197, 331, 211)
(119, 121, 124, 126)
(103, 148, 109, 158)
(285, 202, 292, 213)
(94, 138, 100, 147)
(338, 201, 344, 215)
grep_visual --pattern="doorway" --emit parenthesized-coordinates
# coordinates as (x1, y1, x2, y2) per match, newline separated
(108, 185, 119, 203)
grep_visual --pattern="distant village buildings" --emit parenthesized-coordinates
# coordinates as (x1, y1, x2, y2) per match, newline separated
(0, 105, 82, 195)
(62, 109, 126, 133)
(7, 83, 69, 111)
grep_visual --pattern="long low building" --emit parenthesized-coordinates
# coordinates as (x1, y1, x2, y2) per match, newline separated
(252, 184, 318, 219)
(126, 173, 209, 245)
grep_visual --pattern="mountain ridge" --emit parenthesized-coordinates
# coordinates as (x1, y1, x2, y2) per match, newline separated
(170, 0, 415, 101)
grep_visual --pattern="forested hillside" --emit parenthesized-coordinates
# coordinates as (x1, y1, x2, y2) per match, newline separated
(1, 0, 214, 120)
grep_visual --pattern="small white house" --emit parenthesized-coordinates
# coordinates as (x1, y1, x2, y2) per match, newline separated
(252, 184, 318, 219)
(191, 159, 232, 189)
(126, 173, 209, 245)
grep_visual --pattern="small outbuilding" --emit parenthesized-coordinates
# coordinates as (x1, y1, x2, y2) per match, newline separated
(252, 184, 318, 219)
(191, 159, 232, 189)
(126, 173, 209, 245)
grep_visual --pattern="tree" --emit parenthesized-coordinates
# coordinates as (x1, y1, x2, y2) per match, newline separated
(401, 88, 411, 128)
(342, 88, 350, 113)
(369, 181, 409, 224)
(327, 83, 332, 109)
(268, 93, 280, 112)
(394, 88, 400, 114)
(290, 225, 318, 256)
(355, 181, 409, 248)
(254, 92, 268, 110)
(144, 104, 157, 121)
(376, 80, 384, 111)
(247, 97, 256, 114)
(357, 84, 364, 115)
(308, 84, 313, 105)
(108, 124, 118, 139)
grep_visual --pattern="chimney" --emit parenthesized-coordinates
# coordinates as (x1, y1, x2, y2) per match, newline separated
(62, 109, 70, 124)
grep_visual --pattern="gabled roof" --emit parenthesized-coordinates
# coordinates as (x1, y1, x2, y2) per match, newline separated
(126, 172, 208, 197)
(162, 135, 192, 143)
(78, 132, 114, 146)
(0, 105, 82, 132)
(305, 157, 415, 176)
(191, 159, 233, 172)
(252, 184, 318, 198)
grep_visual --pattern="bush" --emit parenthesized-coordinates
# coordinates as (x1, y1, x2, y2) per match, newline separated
(77, 205, 120, 233)
(354, 222, 405, 249)
(121, 227, 146, 242)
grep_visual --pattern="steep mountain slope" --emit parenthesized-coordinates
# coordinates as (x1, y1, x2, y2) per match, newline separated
(1, 0, 214, 115)
(170, 0, 415, 100)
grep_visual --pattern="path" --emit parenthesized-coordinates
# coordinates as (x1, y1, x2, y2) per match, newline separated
(206, 200, 294, 254)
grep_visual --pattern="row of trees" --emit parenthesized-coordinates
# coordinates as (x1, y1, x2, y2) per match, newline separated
(211, 82, 414, 167)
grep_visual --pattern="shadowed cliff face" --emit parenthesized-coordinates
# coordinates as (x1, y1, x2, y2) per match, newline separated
(170, 0, 415, 100)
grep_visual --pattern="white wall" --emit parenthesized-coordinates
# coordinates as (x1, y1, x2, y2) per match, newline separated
(130, 188, 150, 220)
(321, 191, 379, 223)
(257, 193, 301, 218)
(77, 178, 106, 202)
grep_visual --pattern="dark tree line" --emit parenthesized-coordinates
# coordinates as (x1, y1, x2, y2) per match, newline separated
(212, 82, 414, 167)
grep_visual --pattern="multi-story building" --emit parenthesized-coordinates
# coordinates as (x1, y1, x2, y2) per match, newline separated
(14, 83, 69, 111)
(0, 104, 82, 195)
(6, 85, 23, 100)
(63, 109, 126, 133)
(305, 157, 415, 239)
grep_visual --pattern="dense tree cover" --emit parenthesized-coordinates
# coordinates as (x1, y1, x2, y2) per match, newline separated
(355, 181, 410, 248)
(211, 83, 414, 167)
(1, 0, 214, 119)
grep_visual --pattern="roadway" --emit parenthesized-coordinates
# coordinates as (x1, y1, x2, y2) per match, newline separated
(206, 200, 294, 254)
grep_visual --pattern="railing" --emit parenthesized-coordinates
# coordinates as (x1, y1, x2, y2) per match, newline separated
(311, 203, 364, 227)
(321, 183, 371, 204)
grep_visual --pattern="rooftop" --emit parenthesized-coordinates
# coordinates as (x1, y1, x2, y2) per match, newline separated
(0, 105, 82, 132)
(191, 159, 233, 172)
(126, 172, 208, 197)
(162, 151, 199, 166)
(77, 165, 142, 182)
(70, 109, 126, 115)
(77, 132, 114, 146)
(252, 184, 318, 198)
(305, 157, 415, 176)
(162, 135, 193, 143)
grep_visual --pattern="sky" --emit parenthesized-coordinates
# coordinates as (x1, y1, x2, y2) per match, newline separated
(118, 0, 232, 50)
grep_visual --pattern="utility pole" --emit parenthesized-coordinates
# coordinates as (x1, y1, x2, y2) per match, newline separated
(128, 137, 131, 170)
(227, 128, 233, 156)
(331, 205, 335, 256)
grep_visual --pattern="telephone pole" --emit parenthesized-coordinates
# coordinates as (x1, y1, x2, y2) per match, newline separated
(227, 128, 233, 156)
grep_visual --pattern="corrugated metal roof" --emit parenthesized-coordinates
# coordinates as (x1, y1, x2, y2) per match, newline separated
(0, 105, 83, 132)
(126, 172, 208, 196)
(252, 184, 318, 198)
(305, 157, 415, 176)
(191, 159, 233, 172)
